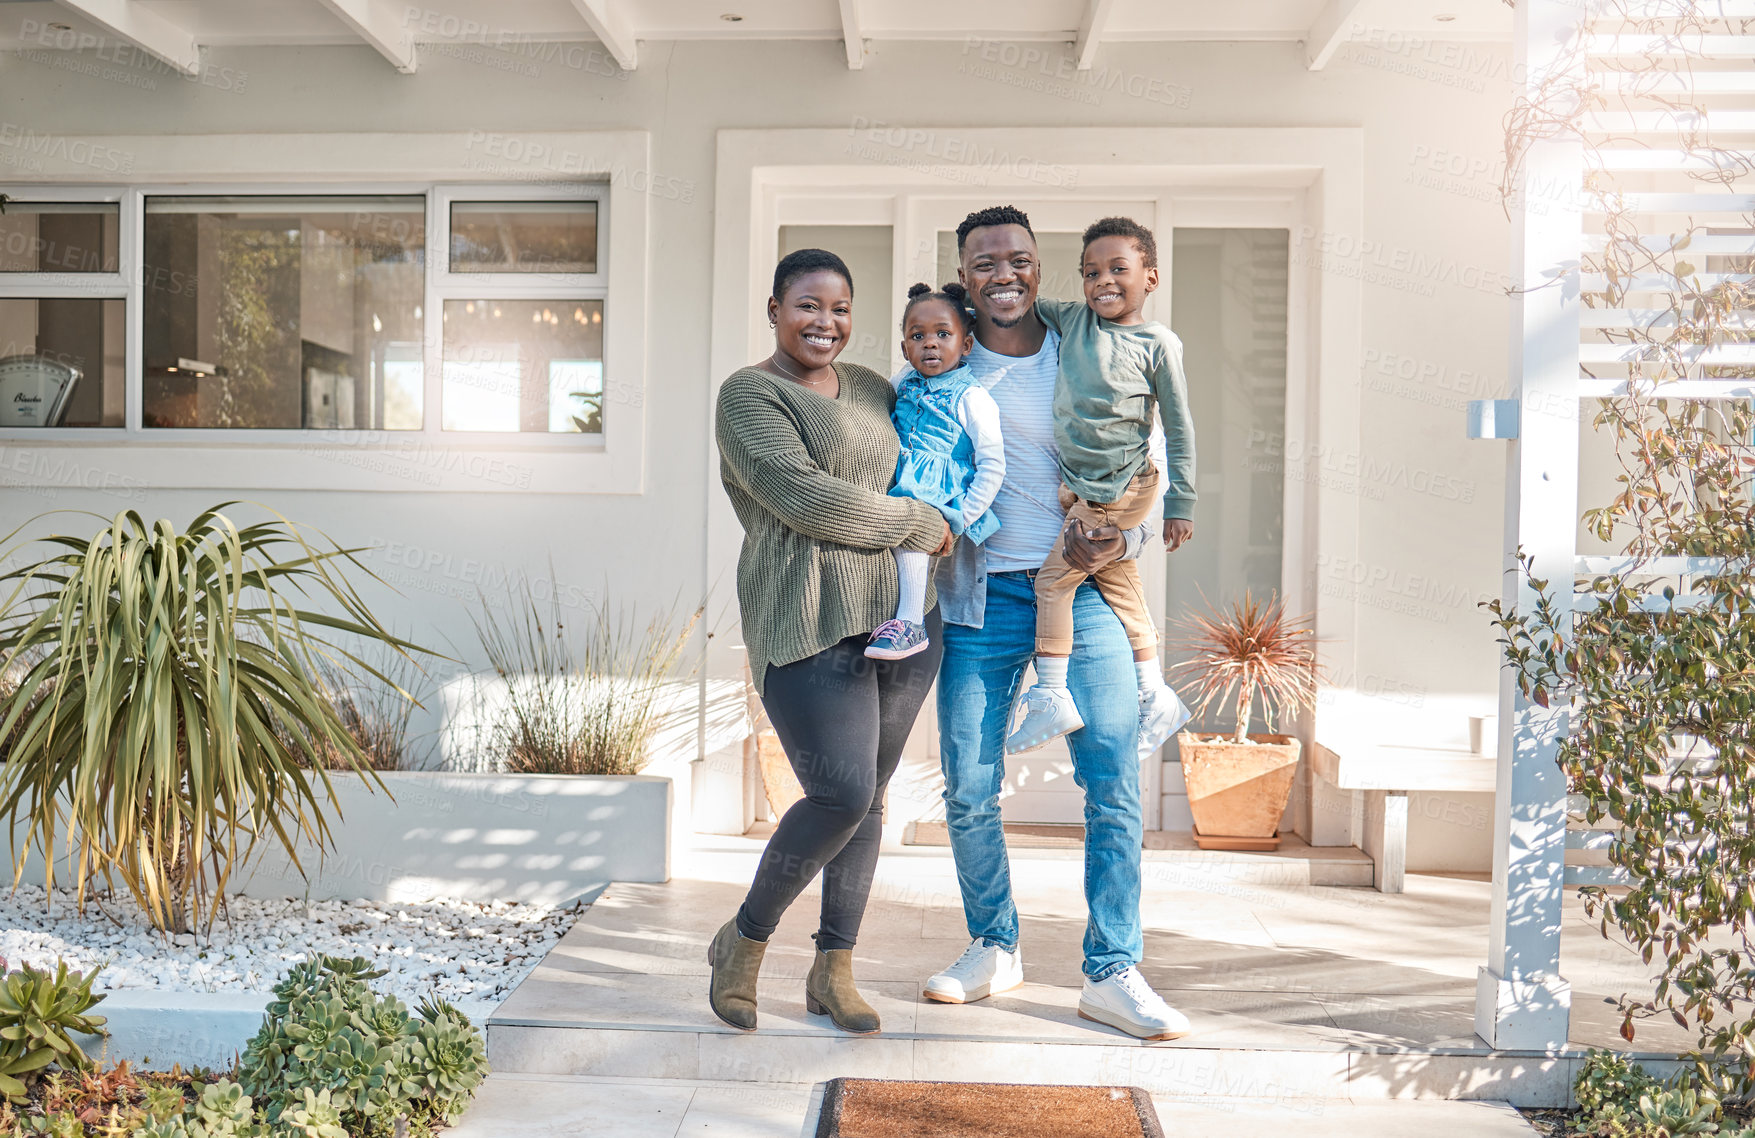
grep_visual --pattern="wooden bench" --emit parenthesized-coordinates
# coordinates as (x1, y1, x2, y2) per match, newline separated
(1311, 741, 1496, 893)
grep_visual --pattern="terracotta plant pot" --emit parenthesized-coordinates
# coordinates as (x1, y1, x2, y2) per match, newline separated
(1177, 732, 1301, 850)
(756, 729, 806, 818)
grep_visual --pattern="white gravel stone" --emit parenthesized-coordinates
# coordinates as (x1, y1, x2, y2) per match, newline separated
(0, 885, 581, 1006)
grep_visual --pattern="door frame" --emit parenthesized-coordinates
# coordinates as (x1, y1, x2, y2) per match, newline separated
(707, 126, 1364, 838)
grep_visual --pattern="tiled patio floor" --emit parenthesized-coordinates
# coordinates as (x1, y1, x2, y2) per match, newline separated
(482, 830, 1689, 1111)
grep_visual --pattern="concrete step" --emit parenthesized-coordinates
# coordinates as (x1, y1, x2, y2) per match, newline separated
(446, 1073, 1544, 1137)
(486, 908, 1578, 1107)
(903, 824, 1376, 888)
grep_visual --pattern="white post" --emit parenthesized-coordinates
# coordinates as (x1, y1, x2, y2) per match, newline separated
(1475, 0, 1582, 1051)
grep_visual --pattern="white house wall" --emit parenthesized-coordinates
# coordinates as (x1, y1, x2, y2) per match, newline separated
(0, 36, 1519, 872)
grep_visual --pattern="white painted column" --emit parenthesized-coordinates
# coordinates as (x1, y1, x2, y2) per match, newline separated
(1474, 0, 1582, 1051)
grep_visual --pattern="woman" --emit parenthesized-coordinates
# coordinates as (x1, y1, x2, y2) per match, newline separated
(710, 248, 953, 1035)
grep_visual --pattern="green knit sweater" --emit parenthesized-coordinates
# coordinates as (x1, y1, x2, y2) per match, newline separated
(717, 361, 946, 693)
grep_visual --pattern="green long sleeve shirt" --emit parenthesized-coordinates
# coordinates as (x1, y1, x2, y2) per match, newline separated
(716, 361, 947, 694)
(1036, 298, 1198, 520)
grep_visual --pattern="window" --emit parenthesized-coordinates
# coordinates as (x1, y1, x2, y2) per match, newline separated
(434, 190, 607, 435)
(0, 184, 611, 440)
(449, 201, 597, 274)
(441, 300, 603, 433)
(141, 196, 426, 430)
(0, 199, 126, 428)
(0, 298, 124, 427)
(0, 202, 118, 273)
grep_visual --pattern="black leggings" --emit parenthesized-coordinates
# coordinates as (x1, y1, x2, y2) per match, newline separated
(737, 607, 944, 951)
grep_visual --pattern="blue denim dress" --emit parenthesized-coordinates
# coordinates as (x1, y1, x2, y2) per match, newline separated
(890, 364, 1000, 545)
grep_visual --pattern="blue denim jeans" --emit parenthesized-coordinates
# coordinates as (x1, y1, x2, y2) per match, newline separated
(937, 570, 1143, 981)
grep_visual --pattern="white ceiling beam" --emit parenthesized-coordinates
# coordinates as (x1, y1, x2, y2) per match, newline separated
(1305, 0, 1367, 70)
(312, 0, 417, 73)
(837, 0, 865, 69)
(51, 0, 199, 75)
(569, 0, 637, 71)
(1074, 0, 1117, 71)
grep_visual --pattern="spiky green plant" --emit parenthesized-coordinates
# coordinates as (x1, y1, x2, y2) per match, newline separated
(1171, 590, 1319, 745)
(0, 505, 432, 934)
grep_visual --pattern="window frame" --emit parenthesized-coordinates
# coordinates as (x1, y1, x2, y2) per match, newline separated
(0, 186, 132, 432)
(431, 184, 608, 439)
(0, 130, 650, 494)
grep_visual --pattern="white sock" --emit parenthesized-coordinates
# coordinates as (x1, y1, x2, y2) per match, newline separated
(894, 550, 930, 624)
(1136, 660, 1167, 691)
(1035, 656, 1070, 691)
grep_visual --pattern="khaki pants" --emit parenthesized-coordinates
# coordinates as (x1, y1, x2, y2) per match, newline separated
(1035, 465, 1160, 657)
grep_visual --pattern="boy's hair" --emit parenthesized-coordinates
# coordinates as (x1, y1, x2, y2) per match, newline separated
(772, 248, 853, 301)
(1081, 216, 1158, 269)
(901, 281, 975, 332)
(956, 205, 1034, 251)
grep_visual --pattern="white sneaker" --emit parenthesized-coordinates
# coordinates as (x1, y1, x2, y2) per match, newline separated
(1004, 684, 1084, 754)
(1077, 966, 1191, 1040)
(1137, 684, 1192, 759)
(923, 939, 1024, 1004)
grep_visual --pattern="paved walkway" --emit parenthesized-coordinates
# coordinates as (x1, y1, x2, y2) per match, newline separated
(447, 830, 1687, 1133)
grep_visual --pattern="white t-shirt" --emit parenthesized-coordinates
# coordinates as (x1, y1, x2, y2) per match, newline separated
(963, 331, 1069, 573)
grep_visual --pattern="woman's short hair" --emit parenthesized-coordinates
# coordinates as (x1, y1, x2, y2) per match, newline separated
(773, 248, 853, 301)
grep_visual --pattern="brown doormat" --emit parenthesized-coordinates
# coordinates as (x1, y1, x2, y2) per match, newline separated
(906, 821, 1086, 849)
(814, 1078, 1163, 1138)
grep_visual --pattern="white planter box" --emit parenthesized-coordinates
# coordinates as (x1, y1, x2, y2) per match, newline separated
(13, 771, 671, 908)
(241, 771, 671, 905)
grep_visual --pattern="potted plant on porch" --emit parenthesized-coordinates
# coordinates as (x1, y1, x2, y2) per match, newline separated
(1171, 591, 1319, 851)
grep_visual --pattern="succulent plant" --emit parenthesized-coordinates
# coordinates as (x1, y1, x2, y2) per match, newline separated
(237, 952, 488, 1133)
(397, 1014, 488, 1122)
(191, 1079, 254, 1132)
(362, 993, 412, 1050)
(0, 962, 108, 1101)
(285, 997, 353, 1064)
(281, 1089, 349, 1138)
(415, 993, 471, 1031)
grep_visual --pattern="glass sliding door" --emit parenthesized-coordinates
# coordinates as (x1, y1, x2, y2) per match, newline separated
(1161, 228, 1290, 824)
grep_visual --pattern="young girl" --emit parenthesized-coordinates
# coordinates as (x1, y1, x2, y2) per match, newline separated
(865, 283, 1006, 660)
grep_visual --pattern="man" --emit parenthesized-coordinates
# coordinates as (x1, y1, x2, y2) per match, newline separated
(923, 205, 1191, 1040)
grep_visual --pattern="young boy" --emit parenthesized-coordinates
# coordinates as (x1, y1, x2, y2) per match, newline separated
(1004, 216, 1196, 758)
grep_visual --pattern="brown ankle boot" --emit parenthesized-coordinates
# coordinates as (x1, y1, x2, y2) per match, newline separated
(805, 949, 881, 1035)
(706, 918, 766, 1030)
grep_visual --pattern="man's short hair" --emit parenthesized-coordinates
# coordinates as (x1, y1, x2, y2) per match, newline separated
(1081, 216, 1158, 269)
(956, 205, 1035, 252)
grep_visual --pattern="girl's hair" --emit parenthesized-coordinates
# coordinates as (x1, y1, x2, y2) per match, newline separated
(901, 281, 975, 332)
(772, 248, 853, 301)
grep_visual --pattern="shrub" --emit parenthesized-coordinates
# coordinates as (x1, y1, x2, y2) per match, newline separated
(1571, 1055, 1724, 1138)
(1575, 1050, 1659, 1119)
(1491, 0, 1755, 1098)
(471, 580, 699, 776)
(291, 650, 430, 773)
(236, 954, 488, 1137)
(0, 961, 107, 1102)
(0, 505, 432, 934)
